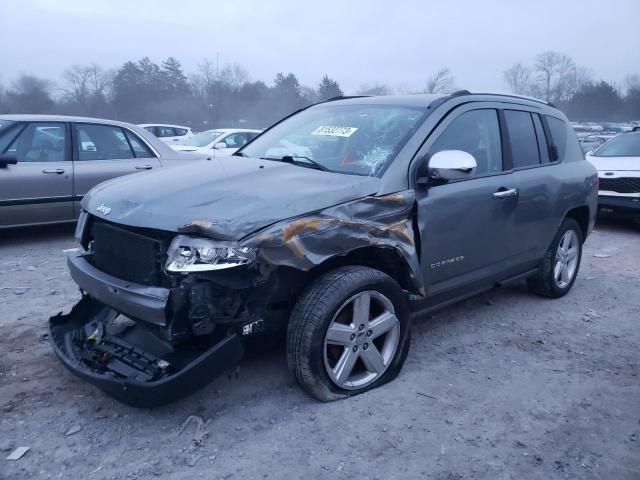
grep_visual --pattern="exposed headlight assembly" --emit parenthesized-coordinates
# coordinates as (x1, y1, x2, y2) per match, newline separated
(166, 235, 257, 272)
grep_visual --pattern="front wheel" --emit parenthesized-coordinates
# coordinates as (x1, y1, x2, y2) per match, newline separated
(527, 218, 583, 298)
(287, 266, 411, 401)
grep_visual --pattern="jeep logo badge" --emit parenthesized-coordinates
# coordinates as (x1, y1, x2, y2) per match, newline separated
(96, 204, 111, 216)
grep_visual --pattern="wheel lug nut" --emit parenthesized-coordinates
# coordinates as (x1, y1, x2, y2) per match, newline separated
(366, 329, 372, 337)
(359, 324, 365, 331)
(350, 333, 356, 341)
(363, 343, 369, 350)
(353, 345, 358, 352)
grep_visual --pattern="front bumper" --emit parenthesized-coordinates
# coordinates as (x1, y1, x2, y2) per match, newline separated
(597, 195, 640, 219)
(67, 250, 169, 326)
(49, 297, 244, 407)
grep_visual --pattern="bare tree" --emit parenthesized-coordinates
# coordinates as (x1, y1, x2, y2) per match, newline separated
(534, 51, 562, 102)
(62, 64, 111, 114)
(190, 58, 217, 98)
(219, 63, 249, 91)
(424, 68, 455, 94)
(503, 63, 531, 95)
(562, 66, 592, 102)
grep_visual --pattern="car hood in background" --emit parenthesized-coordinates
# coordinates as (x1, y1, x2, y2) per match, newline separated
(586, 155, 640, 172)
(82, 157, 380, 239)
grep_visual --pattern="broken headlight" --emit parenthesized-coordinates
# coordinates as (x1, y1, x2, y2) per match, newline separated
(165, 235, 257, 272)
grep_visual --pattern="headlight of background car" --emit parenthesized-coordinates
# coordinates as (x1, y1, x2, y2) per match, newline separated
(165, 235, 257, 272)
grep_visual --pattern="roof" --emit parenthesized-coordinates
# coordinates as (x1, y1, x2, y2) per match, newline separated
(0, 114, 137, 127)
(326, 92, 555, 110)
(138, 123, 191, 129)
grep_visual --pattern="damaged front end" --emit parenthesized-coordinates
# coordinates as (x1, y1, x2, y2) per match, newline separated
(50, 190, 423, 407)
(49, 218, 276, 407)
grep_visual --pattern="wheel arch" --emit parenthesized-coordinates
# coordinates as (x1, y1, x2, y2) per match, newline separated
(298, 246, 423, 296)
(564, 205, 590, 241)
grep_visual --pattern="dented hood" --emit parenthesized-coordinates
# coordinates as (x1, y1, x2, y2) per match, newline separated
(82, 156, 380, 239)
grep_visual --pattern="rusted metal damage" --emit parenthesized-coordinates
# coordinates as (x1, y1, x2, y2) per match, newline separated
(242, 190, 425, 296)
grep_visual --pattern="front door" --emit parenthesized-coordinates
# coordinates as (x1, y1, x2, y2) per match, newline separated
(0, 122, 73, 227)
(414, 107, 519, 297)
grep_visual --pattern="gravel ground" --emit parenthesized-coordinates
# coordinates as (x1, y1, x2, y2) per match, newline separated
(1, 221, 639, 480)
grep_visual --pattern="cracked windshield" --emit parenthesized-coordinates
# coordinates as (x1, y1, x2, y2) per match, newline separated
(240, 104, 426, 175)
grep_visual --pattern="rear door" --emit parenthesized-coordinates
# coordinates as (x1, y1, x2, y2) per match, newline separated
(0, 122, 73, 227)
(502, 109, 557, 264)
(71, 123, 161, 215)
(414, 105, 519, 296)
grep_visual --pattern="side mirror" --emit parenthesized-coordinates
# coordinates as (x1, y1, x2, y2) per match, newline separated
(213, 142, 227, 149)
(0, 153, 18, 168)
(427, 150, 477, 181)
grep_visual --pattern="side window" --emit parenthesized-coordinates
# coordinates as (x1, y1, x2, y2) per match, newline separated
(75, 124, 134, 160)
(143, 126, 156, 135)
(430, 109, 502, 176)
(221, 134, 242, 148)
(545, 116, 567, 160)
(124, 130, 155, 158)
(156, 126, 176, 138)
(174, 128, 187, 136)
(504, 110, 540, 168)
(532, 114, 550, 163)
(6, 123, 67, 162)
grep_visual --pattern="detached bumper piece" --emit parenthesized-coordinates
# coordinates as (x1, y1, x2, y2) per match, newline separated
(49, 297, 244, 407)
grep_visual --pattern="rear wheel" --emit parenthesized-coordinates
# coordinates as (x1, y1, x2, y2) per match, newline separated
(287, 266, 411, 401)
(527, 218, 583, 298)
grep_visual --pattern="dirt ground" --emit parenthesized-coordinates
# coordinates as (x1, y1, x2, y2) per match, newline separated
(0, 220, 638, 480)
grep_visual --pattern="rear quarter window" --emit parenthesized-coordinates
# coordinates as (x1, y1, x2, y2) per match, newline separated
(546, 116, 568, 160)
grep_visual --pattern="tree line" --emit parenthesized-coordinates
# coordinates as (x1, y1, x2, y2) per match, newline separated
(0, 52, 638, 130)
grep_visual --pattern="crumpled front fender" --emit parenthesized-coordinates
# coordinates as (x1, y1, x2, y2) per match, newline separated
(243, 191, 425, 296)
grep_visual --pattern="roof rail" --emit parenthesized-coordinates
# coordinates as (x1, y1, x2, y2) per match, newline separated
(446, 90, 553, 107)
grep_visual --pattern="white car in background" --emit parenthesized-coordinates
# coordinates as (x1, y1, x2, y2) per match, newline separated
(172, 129, 261, 156)
(586, 130, 640, 225)
(139, 124, 194, 144)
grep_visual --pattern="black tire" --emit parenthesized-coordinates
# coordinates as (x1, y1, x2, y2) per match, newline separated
(527, 218, 584, 298)
(287, 266, 411, 401)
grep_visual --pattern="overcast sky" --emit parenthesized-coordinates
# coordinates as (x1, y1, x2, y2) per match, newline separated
(1, 0, 639, 94)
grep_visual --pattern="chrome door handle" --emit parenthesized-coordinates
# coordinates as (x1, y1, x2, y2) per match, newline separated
(493, 188, 518, 198)
(42, 168, 65, 174)
(135, 165, 153, 170)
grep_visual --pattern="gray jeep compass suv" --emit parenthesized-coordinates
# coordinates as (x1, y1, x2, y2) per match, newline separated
(50, 92, 598, 406)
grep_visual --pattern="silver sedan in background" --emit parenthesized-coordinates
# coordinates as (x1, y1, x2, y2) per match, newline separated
(0, 115, 203, 229)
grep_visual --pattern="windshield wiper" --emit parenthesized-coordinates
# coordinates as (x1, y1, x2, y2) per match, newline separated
(281, 155, 330, 171)
(232, 151, 248, 157)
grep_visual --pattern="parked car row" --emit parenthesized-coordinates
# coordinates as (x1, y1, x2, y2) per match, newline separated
(172, 128, 261, 156)
(586, 129, 640, 226)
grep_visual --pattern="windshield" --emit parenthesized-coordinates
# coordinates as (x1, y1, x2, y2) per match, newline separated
(239, 104, 427, 176)
(182, 130, 223, 147)
(592, 132, 640, 157)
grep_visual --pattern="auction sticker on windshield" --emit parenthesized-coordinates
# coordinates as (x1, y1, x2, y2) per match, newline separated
(311, 126, 358, 137)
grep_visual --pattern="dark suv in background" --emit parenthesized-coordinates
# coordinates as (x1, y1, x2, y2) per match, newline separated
(49, 92, 598, 406)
